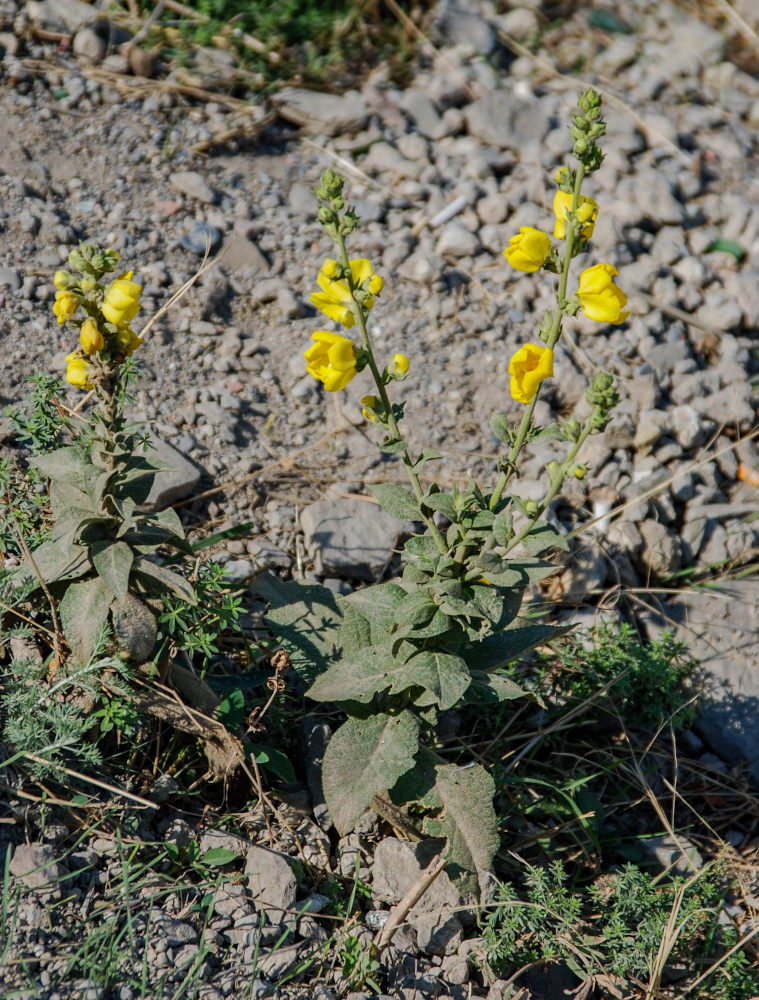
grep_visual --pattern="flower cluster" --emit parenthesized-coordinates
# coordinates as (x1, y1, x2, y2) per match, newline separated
(53, 246, 143, 390)
(502, 91, 627, 404)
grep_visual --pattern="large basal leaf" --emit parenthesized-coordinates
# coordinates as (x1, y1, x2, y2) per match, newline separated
(132, 556, 196, 605)
(422, 761, 500, 897)
(464, 623, 571, 671)
(29, 447, 88, 485)
(367, 483, 420, 521)
(48, 480, 96, 518)
(255, 573, 342, 683)
(306, 644, 396, 704)
(16, 539, 91, 587)
(91, 540, 133, 603)
(322, 711, 419, 834)
(335, 600, 372, 657)
(59, 574, 112, 664)
(403, 649, 471, 710)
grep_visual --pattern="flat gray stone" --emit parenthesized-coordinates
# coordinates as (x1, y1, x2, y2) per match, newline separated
(10, 844, 67, 898)
(27, 0, 101, 32)
(170, 170, 217, 204)
(301, 497, 411, 581)
(272, 87, 368, 136)
(464, 90, 552, 151)
(220, 233, 269, 277)
(245, 845, 296, 920)
(142, 434, 202, 510)
(659, 581, 759, 780)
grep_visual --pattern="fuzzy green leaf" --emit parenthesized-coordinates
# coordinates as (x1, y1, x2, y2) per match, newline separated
(403, 650, 471, 710)
(403, 533, 442, 572)
(132, 557, 196, 605)
(393, 609, 453, 645)
(341, 582, 405, 644)
(468, 670, 529, 704)
(490, 413, 512, 444)
(519, 521, 569, 555)
(422, 491, 457, 522)
(367, 483, 420, 521)
(468, 583, 524, 630)
(255, 573, 342, 683)
(422, 762, 499, 896)
(59, 575, 112, 664)
(393, 593, 438, 628)
(306, 644, 396, 704)
(48, 480, 96, 518)
(492, 509, 513, 547)
(29, 447, 88, 484)
(412, 449, 443, 469)
(464, 623, 571, 671)
(322, 711, 419, 834)
(17, 538, 91, 587)
(336, 601, 372, 656)
(91, 540, 133, 602)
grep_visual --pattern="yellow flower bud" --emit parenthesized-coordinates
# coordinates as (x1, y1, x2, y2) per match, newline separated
(553, 191, 598, 240)
(508, 344, 554, 404)
(80, 318, 104, 354)
(321, 257, 339, 278)
(367, 273, 383, 295)
(53, 270, 69, 291)
(576, 264, 629, 324)
(80, 276, 97, 294)
(503, 228, 552, 272)
(65, 352, 94, 389)
(573, 464, 588, 480)
(392, 352, 409, 375)
(102, 272, 142, 326)
(304, 331, 358, 392)
(114, 327, 144, 355)
(53, 290, 77, 325)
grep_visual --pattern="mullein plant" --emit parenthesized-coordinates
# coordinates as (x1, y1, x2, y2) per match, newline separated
(259, 89, 624, 892)
(15, 244, 195, 668)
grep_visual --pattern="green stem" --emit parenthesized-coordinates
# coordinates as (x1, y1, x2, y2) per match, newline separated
(489, 163, 586, 512)
(335, 233, 447, 554)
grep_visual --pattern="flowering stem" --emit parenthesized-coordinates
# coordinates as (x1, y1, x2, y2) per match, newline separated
(489, 163, 586, 512)
(335, 234, 448, 554)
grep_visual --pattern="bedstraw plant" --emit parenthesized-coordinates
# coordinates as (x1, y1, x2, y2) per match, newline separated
(259, 89, 626, 891)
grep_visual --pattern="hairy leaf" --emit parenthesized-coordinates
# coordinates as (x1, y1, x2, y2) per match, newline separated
(403, 649, 471, 710)
(29, 447, 88, 484)
(59, 574, 112, 664)
(48, 480, 96, 518)
(91, 540, 133, 602)
(468, 670, 529, 704)
(255, 573, 342, 683)
(393, 593, 438, 628)
(422, 761, 500, 896)
(322, 711, 419, 834)
(367, 483, 420, 521)
(17, 538, 90, 587)
(306, 644, 396, 704)
(132, 557, 196, 604)
(464, 623, 571, 671)
(336, 601, 372, 656)
(341, 582, 405, 644)
(519, 521, 569, 555)
(403, 533, 442, 572)
(422, 491, 457, 522)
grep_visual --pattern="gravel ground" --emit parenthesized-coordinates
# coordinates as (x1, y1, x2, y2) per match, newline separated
(2, 0, 759, 996)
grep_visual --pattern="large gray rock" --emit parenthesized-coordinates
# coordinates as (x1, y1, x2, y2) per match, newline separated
(245, 845, 297, 920)
(142, 434, 202, 510)
(657, 581, 759, 780)
(27, 0, 101, 32)
(301, 497, 412, 581)
(272, 88, 368, 136)
(10, 844, 67, 898)
(464, 90, 552, 151)
(372, 837, 465, 956)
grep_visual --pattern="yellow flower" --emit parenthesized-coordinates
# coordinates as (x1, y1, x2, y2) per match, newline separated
(114, 326, 144, 356)
(553, 191, 598, 240)
(304, 331, 358, 392)
(53, 290, 77, 325)
(65, 352, 94, 389)
(102, 271, 142, 326)
(508, 344, 554, 403)
(80, 318, 104, 354)
(361, 395, 381, 422)
(53, 270, 69, 291)
(310, 258, 382, 328)
(577, 264, 629, 324)
(503, 227, 552, 272)
(392, 352, 409, 375)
